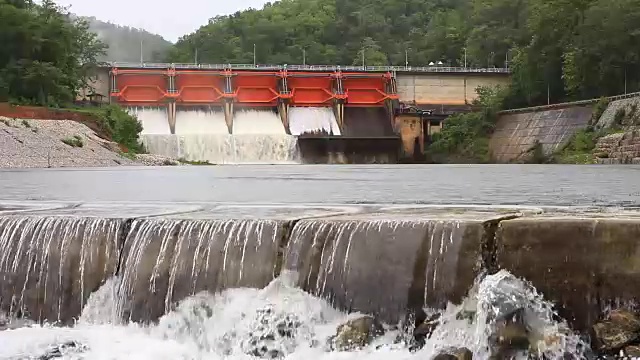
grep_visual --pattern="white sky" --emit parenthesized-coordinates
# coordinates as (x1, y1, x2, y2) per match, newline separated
(55, 0, 271, 42)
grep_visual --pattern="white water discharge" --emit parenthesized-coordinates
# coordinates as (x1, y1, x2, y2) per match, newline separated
(0, 271, 587, 359)
(289, 107, 341, 136)
(175, 109, 229, 135)
(140, 108, 299, 164)
(233, 110, 287, 135)
(128, 107, 171, 135)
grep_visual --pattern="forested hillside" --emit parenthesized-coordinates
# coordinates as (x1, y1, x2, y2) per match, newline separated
(0, 0, 105, 106)
(167, 0, 640, 108)
(84, 17, 172, 63)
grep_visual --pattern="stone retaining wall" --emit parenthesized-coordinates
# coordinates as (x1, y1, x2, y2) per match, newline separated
(595, 130, 640, 164)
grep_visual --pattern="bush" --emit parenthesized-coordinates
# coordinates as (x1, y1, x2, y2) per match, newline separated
(591, 97, 610, 125)
(77, 105, 144, 153)
(61, 135, 84, 148)
(428, 86, 506, 163)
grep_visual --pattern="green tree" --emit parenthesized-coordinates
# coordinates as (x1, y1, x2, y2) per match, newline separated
(0, 0, 106, 105)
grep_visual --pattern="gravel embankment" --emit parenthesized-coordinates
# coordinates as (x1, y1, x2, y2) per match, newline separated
(0, 117, 179, 168)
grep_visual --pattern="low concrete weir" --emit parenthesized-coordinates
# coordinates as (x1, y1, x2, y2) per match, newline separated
(1, 201, 639, 334)
(497, 214, 640, 331)
(117, 218, 287, 322)
(0, 216, 124, 324)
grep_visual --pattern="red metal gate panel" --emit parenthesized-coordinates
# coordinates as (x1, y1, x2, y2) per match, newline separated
(288, 76, 334, 106)
(234, 73, 279, 106)
(175, 72, 225, 104)
(342, 77, 389, 107)
(116, 73, 167, 104)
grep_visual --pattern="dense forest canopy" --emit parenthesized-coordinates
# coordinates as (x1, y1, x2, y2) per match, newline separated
(83, 17, 173, 63)
(0, 0, 105, 106)
(167, 0, 640, 108)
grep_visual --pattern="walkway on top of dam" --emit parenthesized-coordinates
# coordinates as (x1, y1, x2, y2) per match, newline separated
(106, 62, 512, 74)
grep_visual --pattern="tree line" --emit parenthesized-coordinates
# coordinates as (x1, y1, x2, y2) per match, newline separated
(0, 0, 106, 106)
(167, 0, 640, 108)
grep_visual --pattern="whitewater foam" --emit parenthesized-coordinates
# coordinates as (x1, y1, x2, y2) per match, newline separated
(289, 107, 341, 135)
(0, 271, 587, 360)
(139, 109, 299, 164)
(128, 107, 171, 135)
(233, 110, 287, 135)
(175, 109, 229, 135)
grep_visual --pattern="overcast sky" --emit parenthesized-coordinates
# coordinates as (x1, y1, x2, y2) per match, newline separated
(55, 0, 270, 42)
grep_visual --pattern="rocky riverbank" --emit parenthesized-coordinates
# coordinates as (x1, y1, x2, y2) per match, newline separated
(0, 117, 180, 168)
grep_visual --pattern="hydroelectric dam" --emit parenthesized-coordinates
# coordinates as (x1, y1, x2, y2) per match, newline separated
(86, 63, 510, 163)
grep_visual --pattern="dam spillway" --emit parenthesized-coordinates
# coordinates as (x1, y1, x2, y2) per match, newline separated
(2, 201, 640, 357)
(133, 107, 299, 164)
(2, 201, 640, 331)
(116, 65, 403, 164)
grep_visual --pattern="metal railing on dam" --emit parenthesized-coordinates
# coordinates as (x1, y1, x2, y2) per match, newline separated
(106, 61, 512, 74)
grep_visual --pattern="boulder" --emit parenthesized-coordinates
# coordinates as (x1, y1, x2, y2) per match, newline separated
(592, 309, 640, 352)
(331, 315, 384, 351)
(432, 347, 473, 360)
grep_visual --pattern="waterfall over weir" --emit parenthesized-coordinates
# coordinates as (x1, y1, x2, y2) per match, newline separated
(0, 205, 589, 359)
(132, 107, 299, 164)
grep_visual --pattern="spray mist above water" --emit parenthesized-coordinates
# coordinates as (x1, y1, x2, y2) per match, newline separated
(0, 270, 588, 360)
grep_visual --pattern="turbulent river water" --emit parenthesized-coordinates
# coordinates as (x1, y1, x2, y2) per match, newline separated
(1, 165, 640, 359)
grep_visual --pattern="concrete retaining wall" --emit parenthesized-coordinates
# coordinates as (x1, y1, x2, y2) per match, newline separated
(396, 73, 510, 106)
(1, 202, 639, 333)
(489, 105, 594, 163)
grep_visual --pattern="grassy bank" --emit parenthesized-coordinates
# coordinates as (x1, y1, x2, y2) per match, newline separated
(66, 105, 144, 154)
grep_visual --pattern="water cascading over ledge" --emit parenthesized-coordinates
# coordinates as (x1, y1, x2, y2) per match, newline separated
(0, 216, 125, 324)
(0, 206, 516, 326)
(115, 218, 288, 322)
(283, 217, 486, 324)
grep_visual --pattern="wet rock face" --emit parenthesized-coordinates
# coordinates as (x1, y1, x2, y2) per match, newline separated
(592, 310, 640, 352)
(117, 219, 286, 322)
(432, 347, 473, 360)
(330, 315, 385, 351)
(497, 218, 640, 332)
(284, 218, 485, 324)
(0, 216, 124, 324)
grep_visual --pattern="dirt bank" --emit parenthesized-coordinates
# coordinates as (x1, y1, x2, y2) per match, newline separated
(0, 117, 140, 168)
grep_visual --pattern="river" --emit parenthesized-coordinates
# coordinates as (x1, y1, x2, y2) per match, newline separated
(1, 164, 638, 359)
(1, 164, 639, 206)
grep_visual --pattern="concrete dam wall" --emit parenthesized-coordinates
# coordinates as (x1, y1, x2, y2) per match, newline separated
(489, 105, 594, 163)
(1, 201, 639, 335)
